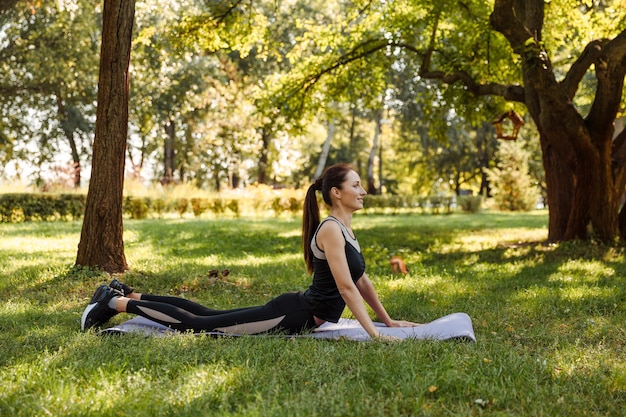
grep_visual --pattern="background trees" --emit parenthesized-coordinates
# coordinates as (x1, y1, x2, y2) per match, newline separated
(267, 0, 626, 241)
(2, 0, 625, 244)
(0, 0, 100, 187)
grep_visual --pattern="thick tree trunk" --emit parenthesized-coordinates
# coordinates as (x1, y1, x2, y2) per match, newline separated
(536, 106, 623, 242)
(75, 0, 135, 273)
(540, 136, 574, 241)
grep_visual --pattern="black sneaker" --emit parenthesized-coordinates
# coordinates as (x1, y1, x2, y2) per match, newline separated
(81, 284, 122, 330)
(109, 278, 134, 296)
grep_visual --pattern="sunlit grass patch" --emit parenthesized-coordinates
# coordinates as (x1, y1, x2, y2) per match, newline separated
(436, 228, 549, 254)
(550, 259, 616, 283)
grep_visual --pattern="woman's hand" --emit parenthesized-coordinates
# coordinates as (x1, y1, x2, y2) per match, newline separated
(385, 319, 422, 328)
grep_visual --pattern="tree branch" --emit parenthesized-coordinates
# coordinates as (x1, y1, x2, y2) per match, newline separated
(286, 38, 390, 112)
(207, 0, 246, 24)
(604, 27, 626, 61)
(560, 39, 604, 101)
(391, 41, 525, 102)
(490, 0, 536, 50)
(419, 68, 525, 102)
(283, 34, 528, 115)
(585, 29, 626, 135)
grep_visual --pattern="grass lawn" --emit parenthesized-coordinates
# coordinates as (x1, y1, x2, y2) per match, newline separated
(1, 211, 625, 416)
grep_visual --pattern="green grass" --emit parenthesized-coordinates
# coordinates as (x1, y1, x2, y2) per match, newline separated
(1, 211, 625, 416)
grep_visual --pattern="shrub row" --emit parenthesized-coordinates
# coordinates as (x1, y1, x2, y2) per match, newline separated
(0, 193, 305, 222)
(0, 193, 86, 222)
(364, 194, 483, 214)
(122, 197, 245, 220)
(0, 192, 482, 223)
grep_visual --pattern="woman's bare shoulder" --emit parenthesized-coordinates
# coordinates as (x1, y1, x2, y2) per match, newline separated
(316, 219, 344, 249)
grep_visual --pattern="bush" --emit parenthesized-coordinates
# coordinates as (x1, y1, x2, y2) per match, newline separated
(125, 197, 150, 220)
(226, 199, 240, 217)
(55, 194, 86, 219)
(175, 198, 189, 217)
(210, 198, 226, 216)
(190, 198, 210, 217)
(457, 195, 483, 213)
(364, 194, 457, 214)
(152, 198, 166, 217)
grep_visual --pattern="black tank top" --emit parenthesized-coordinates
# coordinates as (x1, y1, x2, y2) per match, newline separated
(302, 217, 366, 322)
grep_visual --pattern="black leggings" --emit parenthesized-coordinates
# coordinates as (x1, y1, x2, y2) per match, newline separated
(125, 292, 316, 335)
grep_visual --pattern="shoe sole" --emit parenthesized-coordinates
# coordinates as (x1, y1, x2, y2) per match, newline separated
(81, 302, 98, 330)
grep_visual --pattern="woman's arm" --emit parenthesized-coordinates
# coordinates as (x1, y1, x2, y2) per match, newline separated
(356, 274, 420, 327)
(355, 273, 392, 325)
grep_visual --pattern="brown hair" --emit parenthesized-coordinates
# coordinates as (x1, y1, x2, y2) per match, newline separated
(302, 163, 354, 274)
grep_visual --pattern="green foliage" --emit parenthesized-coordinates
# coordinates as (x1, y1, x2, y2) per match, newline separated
(226, 199, 240, 217)
(486, 141, 540, 211)
(2, 214, 626, 415)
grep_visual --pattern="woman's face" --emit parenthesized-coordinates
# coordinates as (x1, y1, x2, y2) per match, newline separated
(334, 170, 367, 210)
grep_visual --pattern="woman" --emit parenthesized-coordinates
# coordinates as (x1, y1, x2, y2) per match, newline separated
(81, 164, 418, 339)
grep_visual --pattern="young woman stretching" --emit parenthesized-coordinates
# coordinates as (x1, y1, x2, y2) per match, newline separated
(81, 163, 419, 338)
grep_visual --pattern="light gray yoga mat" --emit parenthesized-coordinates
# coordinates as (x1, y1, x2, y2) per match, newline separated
(100, 312, 476, 342)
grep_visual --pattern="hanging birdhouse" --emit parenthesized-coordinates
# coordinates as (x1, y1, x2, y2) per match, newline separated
(492, 110, 525, 140)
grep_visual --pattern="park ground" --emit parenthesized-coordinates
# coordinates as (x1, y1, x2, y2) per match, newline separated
(1, 210, 625, 416)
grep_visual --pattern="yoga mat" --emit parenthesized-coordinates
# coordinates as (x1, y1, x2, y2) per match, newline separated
(100, 312, 476, 342)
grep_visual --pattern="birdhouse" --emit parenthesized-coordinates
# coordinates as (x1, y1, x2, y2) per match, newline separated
(492, 110, 525, 140)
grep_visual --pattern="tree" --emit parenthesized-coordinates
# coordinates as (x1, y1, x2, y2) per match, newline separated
(0, 0, 100, 187)
(129, 1, 220, 186)
(489, 0, 626, 241)
(272, 0, 626, 242)
(75, 0, 135, 273)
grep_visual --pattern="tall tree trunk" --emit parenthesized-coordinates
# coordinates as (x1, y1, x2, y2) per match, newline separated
(367, 110, 382, 194)
(478, 122, 493, 197)
(258, 127, 270, 184)
(534, 99, 622, 242)
(162, 118, 175, 184)
(55, 94, 82, 187)
(313, 119, 335, 179)
(75, 0, 135, 273)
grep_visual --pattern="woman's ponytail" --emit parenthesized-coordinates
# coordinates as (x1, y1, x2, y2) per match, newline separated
(302, 183, 321, 274)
